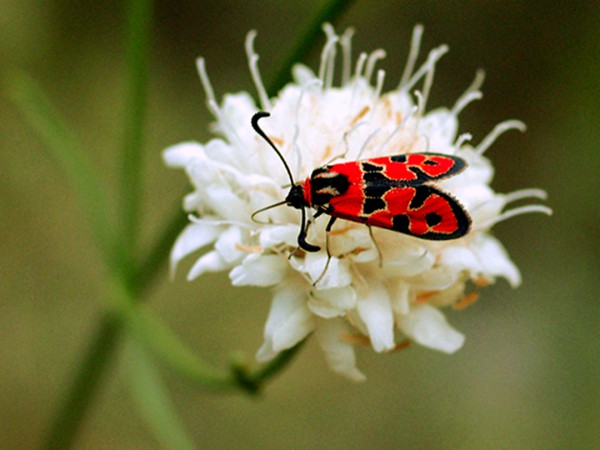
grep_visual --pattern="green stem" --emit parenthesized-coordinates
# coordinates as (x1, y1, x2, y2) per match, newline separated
(131, 208, 189, 295)
(267, 0, 357, 95)
(120, 0, 152, 268)
(42, 314, 123, 450)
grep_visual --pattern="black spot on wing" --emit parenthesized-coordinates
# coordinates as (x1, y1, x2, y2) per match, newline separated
(364, 183, 391, 198)
(363, 170, 388, 184)
(390, 155, 407, 163)
(363, 197, 386, 214)
(425, 212, 442, 227)
(362, 162, 384, 172)
(392, 214, 410, 233)
(409, 185, 430, 209)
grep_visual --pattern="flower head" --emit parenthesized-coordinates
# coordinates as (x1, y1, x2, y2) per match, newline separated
(164, 24, 551, 381)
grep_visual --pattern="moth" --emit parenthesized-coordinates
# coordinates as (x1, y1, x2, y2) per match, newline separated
(251, 111, 471, 260)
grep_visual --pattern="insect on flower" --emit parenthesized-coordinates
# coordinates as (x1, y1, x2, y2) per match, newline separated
(251, 111, 472, 276)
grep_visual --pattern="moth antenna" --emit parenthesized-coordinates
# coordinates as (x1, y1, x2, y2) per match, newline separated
(251, 112, 296, 186)
(250, 200, 289, 224)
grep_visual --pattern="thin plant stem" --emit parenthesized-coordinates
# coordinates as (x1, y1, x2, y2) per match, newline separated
(120, 0, 152, 270)
(42, 314, 123, 450)
(267, 0, 357, 95)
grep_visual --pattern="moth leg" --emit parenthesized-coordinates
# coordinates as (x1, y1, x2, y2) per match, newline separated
(367, 225, 383, 267)
(313, 216, 337, 286)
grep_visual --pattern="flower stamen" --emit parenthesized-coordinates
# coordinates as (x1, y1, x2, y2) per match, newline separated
(477, 205, 553, 230)
(451, 69, 486, 118)
(399, 24, 424, 89)
(245, 30, 271, 110)
(504, 188, 548, 204)
(476, 120, 527, 155)
(319, 23, 339, 89)
(453, 291, 479, 310)
(235, 243, 263, 253)
(454, 132, 473, 149)
(402, 45, 449, 94)
(195, 58, 217, 107)
(365, 49, 386, 83)
(340, 27, 355, 85)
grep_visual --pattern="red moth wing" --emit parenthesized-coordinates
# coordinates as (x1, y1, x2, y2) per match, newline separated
(366, 153, 467, 184)
(308, 152, 471, 240)
(369, 184, 470, 239)
(326, 183, 470, 240)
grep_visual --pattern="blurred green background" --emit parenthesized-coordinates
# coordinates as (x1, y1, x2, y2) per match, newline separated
(1, 1, 599, 448)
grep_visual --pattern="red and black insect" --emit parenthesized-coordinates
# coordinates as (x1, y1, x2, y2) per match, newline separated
(251, 111, 471, 254)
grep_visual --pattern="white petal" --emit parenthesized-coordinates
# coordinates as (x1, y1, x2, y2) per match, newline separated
(256, 278, 315, 362)
(397, 303, 465, 353)
(308, 286, 356, 319)
(187, 159, 250, 222)
(229, 254, 287, 287)
(203, 138, 238, 167)
(205, 185, 250, 222)
(356, 282, 395, 353)
(315, 319, 366, 382)
(381, 239, 434, 277)
(410, 266, 458, 291)
(170, 222, 223, 277)
(182, 191, 203, 212)
(163, 142, 204, 167)
(439, 245, 481, 273)
(187, 250, 229, 281)
(418, 108, 457, 150)
(292, 64, 317, 85)
(474, 234, 521, 287)
(291, 252, 352, 289)
(389, 280, 411, 315)
(259, 224, 299, 248)
(330, 227, 379, 264)
(214, 226, 245, 263)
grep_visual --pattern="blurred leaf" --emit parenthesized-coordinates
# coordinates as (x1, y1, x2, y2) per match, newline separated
(4, 70, 117, 268)
(126, 341, 196, 450)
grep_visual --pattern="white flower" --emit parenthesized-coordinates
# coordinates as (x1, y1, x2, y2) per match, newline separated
(164, 24, 551, 381)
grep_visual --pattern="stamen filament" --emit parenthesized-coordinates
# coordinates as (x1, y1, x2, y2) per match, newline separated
(195, 58, 217, 106)
(245, 30, 271, 110)
(455, 133, 473, 149)
(451, 91, 483, 118)
(504, 188, 548, 204)
(402, 45, 449, 93)
(365, 49, 386, 83)
(318, 25, 339, 88)
(399, 24, 424, 88)
(476, 120, 526, 155)
(340, 27, 355, 85)
(370, 69, 386, 118)
(477, 205, 553, 229)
